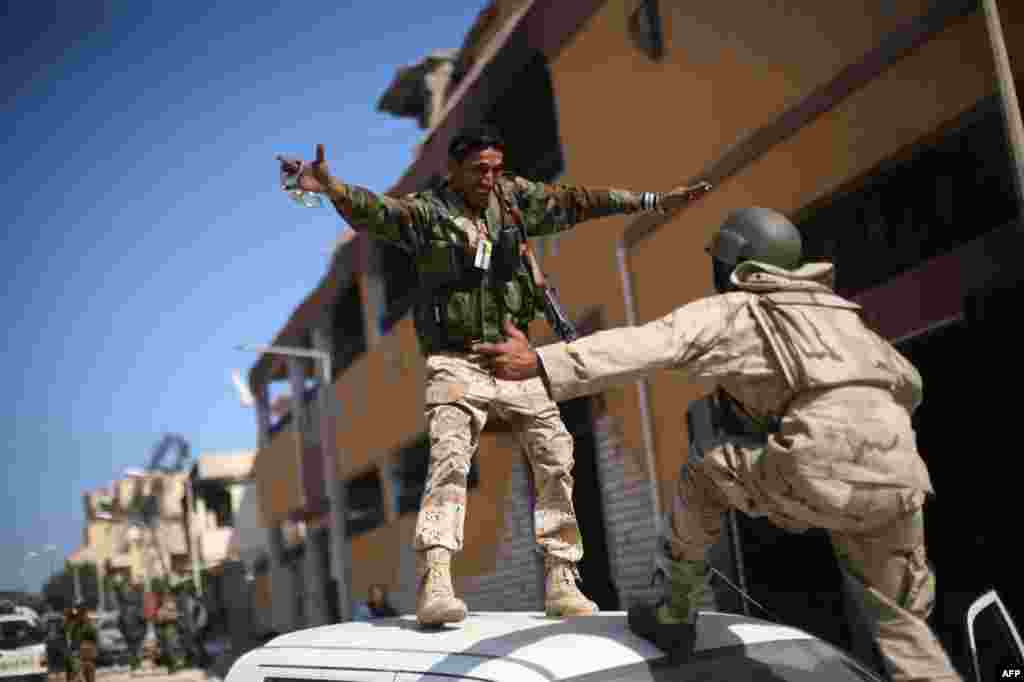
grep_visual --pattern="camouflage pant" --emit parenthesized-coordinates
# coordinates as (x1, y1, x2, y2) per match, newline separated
(669, 436, 961, 682)
(413, 351, 583, 562)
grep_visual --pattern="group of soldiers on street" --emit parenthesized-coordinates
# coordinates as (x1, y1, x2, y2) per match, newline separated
(279, 123, 963, 681)
(53, 578, 209, 681)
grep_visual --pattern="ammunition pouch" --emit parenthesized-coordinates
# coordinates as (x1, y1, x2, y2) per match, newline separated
(491, 225, 524, 283)
(416, 242, 471, 292)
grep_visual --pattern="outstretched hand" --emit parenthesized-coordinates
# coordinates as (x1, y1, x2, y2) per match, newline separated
(472, 320, 541, 381)
(276, 144, 333, 193)
(660, 180, 713, 214)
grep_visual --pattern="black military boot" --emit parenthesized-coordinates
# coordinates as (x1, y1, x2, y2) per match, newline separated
(627, 557, 711, 662)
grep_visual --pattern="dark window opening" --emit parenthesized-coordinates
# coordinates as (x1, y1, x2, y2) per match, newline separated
(331, 282, 367, 380)
(192, 482, 234, 528)
(391, 432, 480, 517)
(346, 469, 387, 536)
(795, 93, 1018, 297)
(897, 298, 1023, 678)
(485, 50, 565, 183)
(628, 0, 665, 62)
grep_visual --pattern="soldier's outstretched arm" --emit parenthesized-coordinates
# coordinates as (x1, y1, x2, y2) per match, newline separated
(534, 295, 740, 402)
(282, 144, 434, 249)
(509, 176, 711, 238)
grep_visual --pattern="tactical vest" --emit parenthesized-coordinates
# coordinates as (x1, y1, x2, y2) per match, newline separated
(411, 181, 541, 355)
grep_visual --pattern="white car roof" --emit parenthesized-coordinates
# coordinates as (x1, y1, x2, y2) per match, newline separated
(0, 615, 34, 624)
(232, 611, 815, 681)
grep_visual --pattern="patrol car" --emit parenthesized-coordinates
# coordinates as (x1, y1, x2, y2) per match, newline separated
(0, 605, 47, 682)
(222, 590, 1022, 682)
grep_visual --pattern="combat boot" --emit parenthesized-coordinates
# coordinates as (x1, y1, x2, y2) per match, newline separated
(416, 547, 468, 627)
(544, 556, 599, 617)
(627, 556, 711, 662)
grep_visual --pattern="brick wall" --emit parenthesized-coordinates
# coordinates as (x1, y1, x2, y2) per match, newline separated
(457, 452, 544, 612)
(592, 414, 661, 609)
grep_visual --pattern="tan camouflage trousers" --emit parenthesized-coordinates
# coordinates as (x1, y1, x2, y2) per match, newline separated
(413, 351, 583, 562)
(669, 437, 961, 682)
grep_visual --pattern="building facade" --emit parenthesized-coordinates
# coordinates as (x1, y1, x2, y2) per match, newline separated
(248, 2, 1023, 678)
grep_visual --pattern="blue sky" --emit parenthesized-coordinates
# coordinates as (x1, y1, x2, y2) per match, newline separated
(1, 1, 484, 592)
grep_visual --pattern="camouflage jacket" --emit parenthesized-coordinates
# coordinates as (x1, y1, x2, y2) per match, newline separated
(327, 174, 657, 355)
(64, 619, 97, 656)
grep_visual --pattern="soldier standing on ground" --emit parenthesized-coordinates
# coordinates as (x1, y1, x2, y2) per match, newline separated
(154, 586, 182, 673)
(278, 126, 709, 626)
(62, 603, 97, 682)
(474, 207, 961, 681)
(117, 583, 146, 671)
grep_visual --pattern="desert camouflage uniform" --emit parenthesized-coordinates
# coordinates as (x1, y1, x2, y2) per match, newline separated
(535, 260, 959, 681)
(327, 174, 658, 562)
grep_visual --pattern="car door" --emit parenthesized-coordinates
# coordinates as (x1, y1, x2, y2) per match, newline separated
(965, 589, 1024, 682)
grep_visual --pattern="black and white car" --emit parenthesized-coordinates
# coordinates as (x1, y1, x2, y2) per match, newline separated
(0, 614, 47, 682)
(223, 591, 1022, 682)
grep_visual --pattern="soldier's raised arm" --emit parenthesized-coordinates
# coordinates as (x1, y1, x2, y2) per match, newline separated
(279, 144, 436, 250)
(508, 175, 712, 238)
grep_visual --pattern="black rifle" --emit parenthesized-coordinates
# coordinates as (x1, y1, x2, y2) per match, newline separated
(494, 183, 579, 342)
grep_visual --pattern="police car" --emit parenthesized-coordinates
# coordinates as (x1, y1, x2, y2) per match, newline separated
(0, 603, 47, 682)
(223, 590, 1023, 682)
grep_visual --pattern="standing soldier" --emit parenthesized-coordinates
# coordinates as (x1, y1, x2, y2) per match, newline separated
(475, 207, 961, 681)
(278, 126, 710, 626)
(117, 583, 146, 671)
(154, 585, 182, 673)
(62, 602, 97, 682)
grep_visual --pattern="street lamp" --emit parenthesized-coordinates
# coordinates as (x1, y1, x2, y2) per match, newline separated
(235, 343, 351, 624)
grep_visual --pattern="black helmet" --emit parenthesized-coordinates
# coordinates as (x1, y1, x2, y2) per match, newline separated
(707, 207, 802, 269)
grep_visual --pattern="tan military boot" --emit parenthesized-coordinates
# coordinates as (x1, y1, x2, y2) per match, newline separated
(416, 547, 468, 626)
(544, 557, 599, 617)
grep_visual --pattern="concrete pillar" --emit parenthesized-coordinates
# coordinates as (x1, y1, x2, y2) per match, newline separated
(256, 381, 294, 634)
(312, 325, 352, 623)
(288, 357, 329, 627)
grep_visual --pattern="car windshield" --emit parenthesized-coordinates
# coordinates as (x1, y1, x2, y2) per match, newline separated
(0, 621, 40, 650)
(646, 640, 882, 681)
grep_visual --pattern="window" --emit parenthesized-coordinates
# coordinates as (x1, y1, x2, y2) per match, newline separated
(795, 96, 1017, 297)
(628, 0, 666, 62)
(485, 51, 565, 183)
(346, 469, 387, 537)
(332, 282, 367, 380)
(390, 433, 480, 517)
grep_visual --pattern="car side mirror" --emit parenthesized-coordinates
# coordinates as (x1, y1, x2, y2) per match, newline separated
(965, 589, 1024, 682)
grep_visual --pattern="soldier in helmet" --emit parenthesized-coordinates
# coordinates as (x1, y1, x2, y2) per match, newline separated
(278, 126, 710, 626)
(474, 207, 960, 681)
